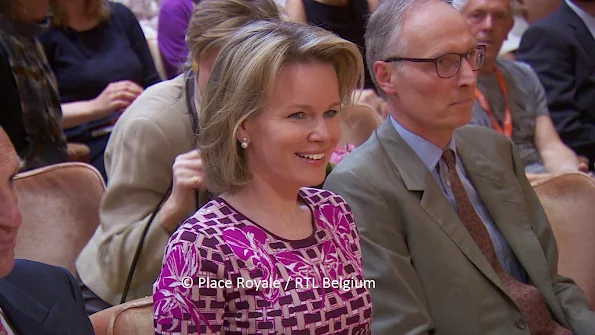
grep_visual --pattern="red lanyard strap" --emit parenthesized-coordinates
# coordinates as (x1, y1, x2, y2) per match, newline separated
(474, 69, 512, 137)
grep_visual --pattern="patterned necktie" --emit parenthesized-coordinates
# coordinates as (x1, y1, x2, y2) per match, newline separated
(442, 149, 572, 335)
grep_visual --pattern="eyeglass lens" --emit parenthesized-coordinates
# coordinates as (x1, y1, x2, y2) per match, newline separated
(436, 47, 484, 78)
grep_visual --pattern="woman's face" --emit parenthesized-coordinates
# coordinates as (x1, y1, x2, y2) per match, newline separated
(239, 61, 342, 190)
(15, 0, 50, 22)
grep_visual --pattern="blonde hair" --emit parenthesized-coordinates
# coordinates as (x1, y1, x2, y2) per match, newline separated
(186, 0, 281, 67)
(49, 0, 110, 28)
(199, 20, 364, 194)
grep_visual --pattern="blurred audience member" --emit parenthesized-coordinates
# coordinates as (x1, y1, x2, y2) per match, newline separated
(0, 125, 94, 334)
(0, 0, 68, 170)
(114, 0, 160, 38)
(523, 0, 563, 22)
(74, 0, 281, 315)
(517, 0, 595, 170)
(154, 20, 371, 334)
(158, 0, 197, 79)
(454, 0, 587, 180)
(285, 0, 377, 90)
(39, 0, 161, 180)
(325, 0, 595, 333)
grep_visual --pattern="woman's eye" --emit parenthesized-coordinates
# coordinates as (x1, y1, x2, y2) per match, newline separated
(289, 112, 306, 119)
(324, 110, 339, 118)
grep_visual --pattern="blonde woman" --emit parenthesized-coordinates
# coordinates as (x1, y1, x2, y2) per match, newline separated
(38, 0, 161, 179)
(154, 20, 372, 334)
(74, 0, 281, 315)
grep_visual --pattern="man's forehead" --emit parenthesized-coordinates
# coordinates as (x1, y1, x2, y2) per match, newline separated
(402, 4, 475, 56)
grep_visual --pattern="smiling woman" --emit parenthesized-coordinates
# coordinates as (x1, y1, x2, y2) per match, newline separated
(153, 20, 373, 334)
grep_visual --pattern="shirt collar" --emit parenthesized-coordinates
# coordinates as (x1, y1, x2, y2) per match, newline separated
(567, 0, 595, 38)
(389, 115, 457, 172)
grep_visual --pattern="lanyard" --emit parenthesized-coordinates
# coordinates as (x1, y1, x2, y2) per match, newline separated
(474, 69, 513, 137)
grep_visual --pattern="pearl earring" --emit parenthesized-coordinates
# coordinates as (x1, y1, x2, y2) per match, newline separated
(240, 137, 248, 149)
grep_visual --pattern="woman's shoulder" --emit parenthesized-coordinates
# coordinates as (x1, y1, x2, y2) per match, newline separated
(107, 1, 140, 26)
(300, 187, 350, 211)
(170, 198, 244, 243)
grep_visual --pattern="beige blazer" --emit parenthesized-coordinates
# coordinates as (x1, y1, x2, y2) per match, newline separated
(76, 74, 205, 305)
(324, 120, 595, 334)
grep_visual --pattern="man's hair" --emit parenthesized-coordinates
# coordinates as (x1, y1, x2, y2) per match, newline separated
(186, 0, 281, 66)
(198, 20, 364, 193)
(365, 0, 433, 97)
(450, 0, 515, 12)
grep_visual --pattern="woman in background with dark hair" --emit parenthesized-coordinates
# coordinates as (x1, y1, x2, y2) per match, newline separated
(0, 0, 69, 171)
(39, 0, 161, 180)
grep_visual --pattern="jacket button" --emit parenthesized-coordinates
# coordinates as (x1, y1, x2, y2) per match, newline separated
(515, 318, 527, 329)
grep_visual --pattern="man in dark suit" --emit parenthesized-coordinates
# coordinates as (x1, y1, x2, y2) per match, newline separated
(517, 0, 595, 169)
(0, 126, 94, 334)
(325, 0, 595, 333)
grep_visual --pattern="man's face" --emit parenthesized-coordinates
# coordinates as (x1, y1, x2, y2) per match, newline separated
(460, 0, 514, 68)
(0, 129, 21, 278)
(374, 1, 478, 144)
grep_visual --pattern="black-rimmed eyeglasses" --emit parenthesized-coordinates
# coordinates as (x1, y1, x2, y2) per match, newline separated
(383, 45, 486, 79)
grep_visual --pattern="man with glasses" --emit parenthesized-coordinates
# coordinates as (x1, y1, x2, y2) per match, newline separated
(324, 0, 595, 333)
(454, 0, 588, 181)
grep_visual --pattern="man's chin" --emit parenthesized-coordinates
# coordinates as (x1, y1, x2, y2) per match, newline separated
(0, 254, 15, 278)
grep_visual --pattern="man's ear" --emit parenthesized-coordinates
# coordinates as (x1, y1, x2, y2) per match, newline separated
(374, 61, 398, 96)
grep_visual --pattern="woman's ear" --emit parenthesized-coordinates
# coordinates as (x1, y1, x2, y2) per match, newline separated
(236, 120, 250, 143)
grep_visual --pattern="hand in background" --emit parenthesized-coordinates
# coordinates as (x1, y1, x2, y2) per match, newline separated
(160, 149, 205, 233)
(90, 80, 144, 120)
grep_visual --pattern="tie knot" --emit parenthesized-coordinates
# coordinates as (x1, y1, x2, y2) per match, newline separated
(442, 149, 456, 171)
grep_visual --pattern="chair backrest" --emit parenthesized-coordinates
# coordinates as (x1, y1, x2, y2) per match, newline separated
(531, 172, 595, 309)
(14, 162, 105, 277)
(90, 296, 154, 335)
(146, 36, 167, 80)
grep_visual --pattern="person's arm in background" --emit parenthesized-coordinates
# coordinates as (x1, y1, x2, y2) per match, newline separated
(60, 80, 143, 129)
(520, 62, 589, 173)
(97, 113, 204, 293)
(517, 25, 595, 163)
(157, 0, 193, 79)
(117, 2, 161, 87)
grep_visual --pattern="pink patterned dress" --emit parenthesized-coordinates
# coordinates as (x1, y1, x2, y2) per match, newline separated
(153, 188, 372, 334)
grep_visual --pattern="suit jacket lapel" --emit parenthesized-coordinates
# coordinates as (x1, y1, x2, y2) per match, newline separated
(0, 279, 55, 335)
(376, 121, 506, 292)
(455, 135, 559, 311)
(562, 2, 595, 64)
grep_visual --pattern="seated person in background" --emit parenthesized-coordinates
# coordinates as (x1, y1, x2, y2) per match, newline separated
(285, 0, 378, 90)
(158, 0, 197, 79)
(517, 0, 595, 170)
(153, 20, 372, 334)
(74, 0, 281, 315)
(324, 0, 595, 333)
(39, 0, 161, 180)
(0, 0, 68, 171)
(0, 126, 94, 334)
(453, 0, 588, 180)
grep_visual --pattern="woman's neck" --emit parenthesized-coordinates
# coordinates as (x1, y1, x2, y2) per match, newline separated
(55, 0, 98, 30)
(220, 175, 311, 237)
